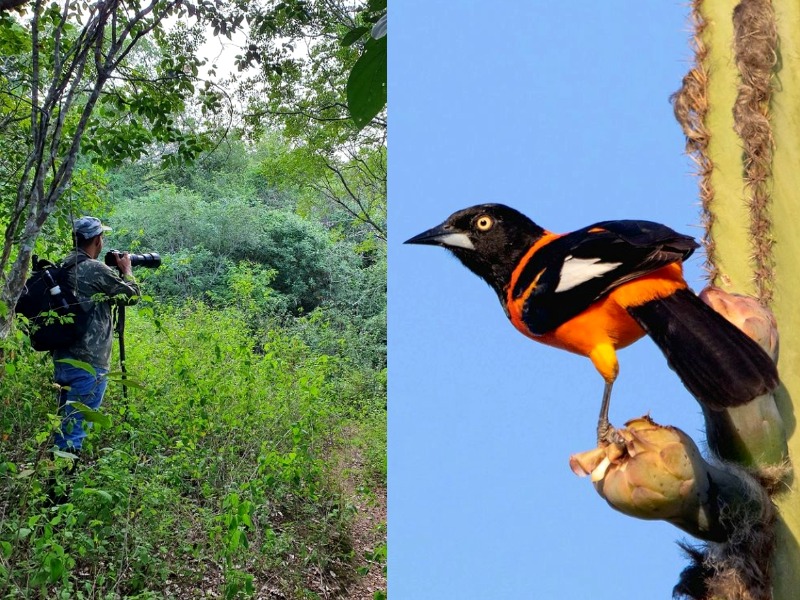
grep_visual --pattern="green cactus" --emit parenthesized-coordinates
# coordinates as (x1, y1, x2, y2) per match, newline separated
(672, 0, 797, 596)
(573, 1, 799, 597)
(675, 0, 800, 600)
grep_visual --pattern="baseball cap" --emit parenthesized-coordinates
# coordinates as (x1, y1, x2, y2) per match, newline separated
(73, 216, 112, 238)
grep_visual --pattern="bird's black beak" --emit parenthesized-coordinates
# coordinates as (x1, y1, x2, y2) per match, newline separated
(405, 222, 475, 250)
(404, 223, 449, 246)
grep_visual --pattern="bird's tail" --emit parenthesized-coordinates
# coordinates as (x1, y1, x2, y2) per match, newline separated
(627, 288, 778, 409)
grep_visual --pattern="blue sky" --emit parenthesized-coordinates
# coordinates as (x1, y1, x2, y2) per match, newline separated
(389, 2, 712, 599)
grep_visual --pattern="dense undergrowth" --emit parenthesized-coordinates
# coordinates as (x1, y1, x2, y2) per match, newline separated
(0, 300, 386, 599)
(0, 1, 386, 594)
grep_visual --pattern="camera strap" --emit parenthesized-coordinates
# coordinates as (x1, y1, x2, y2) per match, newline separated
(114, 304, 128, 399)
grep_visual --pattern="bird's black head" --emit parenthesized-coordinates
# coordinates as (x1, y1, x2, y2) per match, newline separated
(405, 204, 546, 294)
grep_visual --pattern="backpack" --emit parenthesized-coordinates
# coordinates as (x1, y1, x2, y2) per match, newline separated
(15, 254, 91, 351)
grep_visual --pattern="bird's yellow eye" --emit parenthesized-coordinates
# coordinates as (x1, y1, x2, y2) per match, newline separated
(475, 215, 494, 232)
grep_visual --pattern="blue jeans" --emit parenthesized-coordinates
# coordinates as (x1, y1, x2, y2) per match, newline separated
(53, 361, 108, 451)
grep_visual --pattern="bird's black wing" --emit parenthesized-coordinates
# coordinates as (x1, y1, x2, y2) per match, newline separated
(510, 220, 698, 334)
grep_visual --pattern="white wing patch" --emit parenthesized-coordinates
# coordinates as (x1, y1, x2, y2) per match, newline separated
(438, 232, 475, 250)
(555, 255, 622, 293)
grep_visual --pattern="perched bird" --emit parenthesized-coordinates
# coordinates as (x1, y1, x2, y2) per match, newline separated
(405, 204, 779, 443)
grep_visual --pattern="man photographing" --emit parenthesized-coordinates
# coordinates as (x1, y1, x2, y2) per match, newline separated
(53, 216, 140, 453)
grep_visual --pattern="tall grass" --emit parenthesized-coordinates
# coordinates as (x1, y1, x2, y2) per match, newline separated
(0, 301, 385, 599)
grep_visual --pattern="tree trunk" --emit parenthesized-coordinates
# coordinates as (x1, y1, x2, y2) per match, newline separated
(0, 0, 179, 341)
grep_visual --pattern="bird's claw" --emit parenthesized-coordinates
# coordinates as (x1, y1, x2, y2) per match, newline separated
(597, 419, 625, 447)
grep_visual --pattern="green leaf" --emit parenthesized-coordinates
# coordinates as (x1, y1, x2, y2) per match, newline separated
(80, 488, 113, 502)
(371, 14, 387, 39)
(53, 450, 79, 460)
(0, 541, 11, 559)
(346, 36, 387, 129)
(55, 359, 96, 376)
(342, 26, 369, 47)
(105, 373, 146, 390)
(68, 402, 111, 428)
(48, 555, 64, 580)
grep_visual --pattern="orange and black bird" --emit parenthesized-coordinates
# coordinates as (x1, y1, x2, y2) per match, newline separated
(405, 204, 779, 442)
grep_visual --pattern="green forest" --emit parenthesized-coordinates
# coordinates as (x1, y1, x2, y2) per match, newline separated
(0, 1, 386, 598)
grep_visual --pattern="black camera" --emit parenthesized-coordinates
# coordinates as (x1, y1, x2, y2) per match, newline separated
(104, 250, 161, 269)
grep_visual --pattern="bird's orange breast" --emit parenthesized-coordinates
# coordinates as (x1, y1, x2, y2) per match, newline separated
(508, 263, 688, 357)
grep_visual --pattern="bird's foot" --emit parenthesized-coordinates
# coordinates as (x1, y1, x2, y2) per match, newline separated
(596, 419, 625, 447)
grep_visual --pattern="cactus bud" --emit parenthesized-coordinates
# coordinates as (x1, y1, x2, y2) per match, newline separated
(699, 286, 778, 360)
(570, 416, 727, 540)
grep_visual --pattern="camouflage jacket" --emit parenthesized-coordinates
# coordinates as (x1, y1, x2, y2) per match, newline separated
(52, 249, 141, 370)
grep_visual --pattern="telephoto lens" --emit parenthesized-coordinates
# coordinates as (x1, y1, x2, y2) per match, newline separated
(104, 250, 161, 269)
